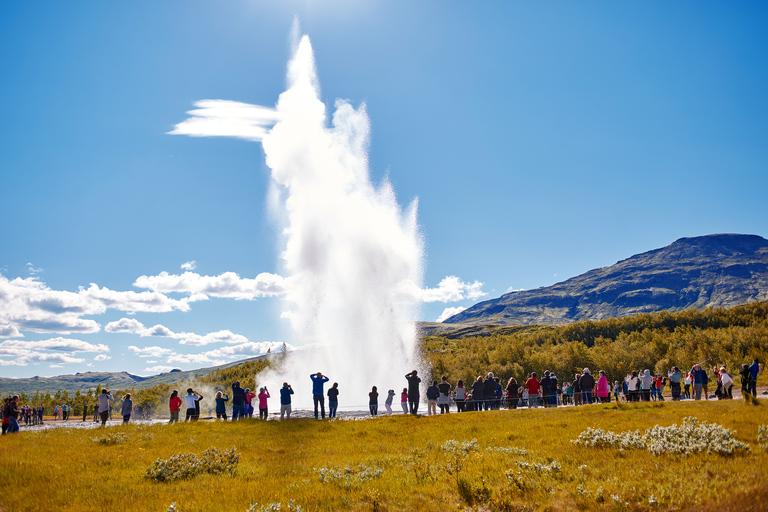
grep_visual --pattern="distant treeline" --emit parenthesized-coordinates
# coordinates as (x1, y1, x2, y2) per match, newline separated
(10, 358, 274, 416)
(421, 302, 768, 388)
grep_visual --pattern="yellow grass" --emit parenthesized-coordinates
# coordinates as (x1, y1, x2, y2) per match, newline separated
(1, 400, 767, 512)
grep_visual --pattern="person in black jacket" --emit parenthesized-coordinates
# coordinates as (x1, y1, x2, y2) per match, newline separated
(483, 372, 496, 411)
(541, 371, 552, 408)
(579, 369, 595, 404)
(6, 395, 20, 434)
(231, 381, 246, 420)
(405, 370, 421, 415)
(506, 377, 519, 409)
(426, 380, 439, 415)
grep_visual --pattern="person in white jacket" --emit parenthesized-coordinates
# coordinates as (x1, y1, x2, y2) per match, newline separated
(719, 366, 734, 399)
(639, 370, 653, 402)
(97, 389, 114, 426)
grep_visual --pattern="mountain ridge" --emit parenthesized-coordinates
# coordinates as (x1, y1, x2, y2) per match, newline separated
(444, 233, 768, 326)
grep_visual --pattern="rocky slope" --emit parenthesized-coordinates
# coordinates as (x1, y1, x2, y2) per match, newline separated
(444, 233, 768, 326)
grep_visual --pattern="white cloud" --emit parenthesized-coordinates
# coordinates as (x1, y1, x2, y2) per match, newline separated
(143, 324, 176, 337)
(26, 262, 43, 275)
(106, 318, 249, 347)
(506, 287, 524, 293)
(166, 341, 290, 366)
(0, 338, 109, 353)
(105, 317, 144, 333)
(143, 365, 174, 373)
(168, 99, 282, 141)
(0, 274, 195, 338)
(398, 276, 487, 303)
(181, 261, 197, 271)
(128, 345, 175, 358)
(134, 271, 288, 300)
(0, 336, 106, 367)
(178, 329, 249, 346)
(436, 306, 467, 323)
(94, 354, 111, 361)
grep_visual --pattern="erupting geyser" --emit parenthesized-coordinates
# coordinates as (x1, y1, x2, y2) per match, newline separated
(175, 29, 425, 409)
(262, 35, 424, 408)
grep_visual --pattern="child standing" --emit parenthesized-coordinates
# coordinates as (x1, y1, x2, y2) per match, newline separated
(400, 388, 408, 414)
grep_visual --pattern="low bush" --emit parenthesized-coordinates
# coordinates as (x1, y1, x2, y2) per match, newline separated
(571, 416, 751, 455)
(145, 446, 239, 482)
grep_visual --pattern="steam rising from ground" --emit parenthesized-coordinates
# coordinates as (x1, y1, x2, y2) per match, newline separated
(256, 35, 424, 409)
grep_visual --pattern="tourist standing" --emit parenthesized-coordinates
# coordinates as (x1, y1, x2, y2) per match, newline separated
(98, 389, 114, 426)
(437, 377, 451, 414)
(245, 388, 256, 418)
(668, 367, 682, 400)
(280, 382, 294, 420)
(258, 387, 271, 420)
(385, 389, 395, 415)
(6, 396, 20, 434)
(580, 369, 596, 405)
(525, 373, 540, 408)
(184, 389, 199, 421)
(749, 359, 762, 398)
(121, 394, 133, 424)
(169, 390, 182, 423)
(215, 391, 230, 420)
(638, 370, 653, 401)
(454, 380, 466, 412)
(691, 365, 706, 400)
(506, 377, 519, 409)
(310, 372, 329, 420)
(327, 383, 338, 419)
(471, 376, 485, 411)
(369, 386, 379, 416)
(405, 370, 421, 415)
(596, 370, 610, 403)
(231, 381, 246, 420)
(400, 388, 409, 414)
(483, 373, 496, 411)
(426, 380, 439, 415)
(572, 374, 582, 406)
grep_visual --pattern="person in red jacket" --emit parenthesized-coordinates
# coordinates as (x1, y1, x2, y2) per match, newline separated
(525, 372, 541, 408)
(168, 390, 182, 423)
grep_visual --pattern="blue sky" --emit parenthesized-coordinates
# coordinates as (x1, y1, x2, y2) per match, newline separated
(1, 2, 766, 378)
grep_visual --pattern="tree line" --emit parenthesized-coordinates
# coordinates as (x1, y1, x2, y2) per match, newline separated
(422, 301, 768, 387)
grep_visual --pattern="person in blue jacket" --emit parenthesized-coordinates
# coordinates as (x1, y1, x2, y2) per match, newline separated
(310, 372, 330, 419)
(280, 382, 294, 420)
(231, 381, 246, 420)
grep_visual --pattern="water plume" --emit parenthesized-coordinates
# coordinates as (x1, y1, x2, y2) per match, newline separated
(258, 34, 424, 409)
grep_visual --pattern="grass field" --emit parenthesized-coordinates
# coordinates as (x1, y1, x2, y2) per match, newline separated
(1, 400, 767, 512)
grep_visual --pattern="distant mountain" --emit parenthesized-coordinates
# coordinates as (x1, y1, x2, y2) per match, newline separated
(0, 356, 264, 396)
(444, 234, 768, 326)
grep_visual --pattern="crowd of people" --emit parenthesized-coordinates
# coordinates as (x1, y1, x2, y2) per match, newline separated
(1, 359, 763, 433)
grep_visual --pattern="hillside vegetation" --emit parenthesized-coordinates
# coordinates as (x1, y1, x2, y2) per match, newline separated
(423, 301, 768, 387)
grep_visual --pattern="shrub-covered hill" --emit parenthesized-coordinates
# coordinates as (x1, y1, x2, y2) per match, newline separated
(445, 233, 768, 326)
(422, 301, 768, 388)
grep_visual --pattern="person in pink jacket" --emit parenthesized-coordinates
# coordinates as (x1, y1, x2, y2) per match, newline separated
(596, 370, 611, 403)
(257, 387, 270, 420)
